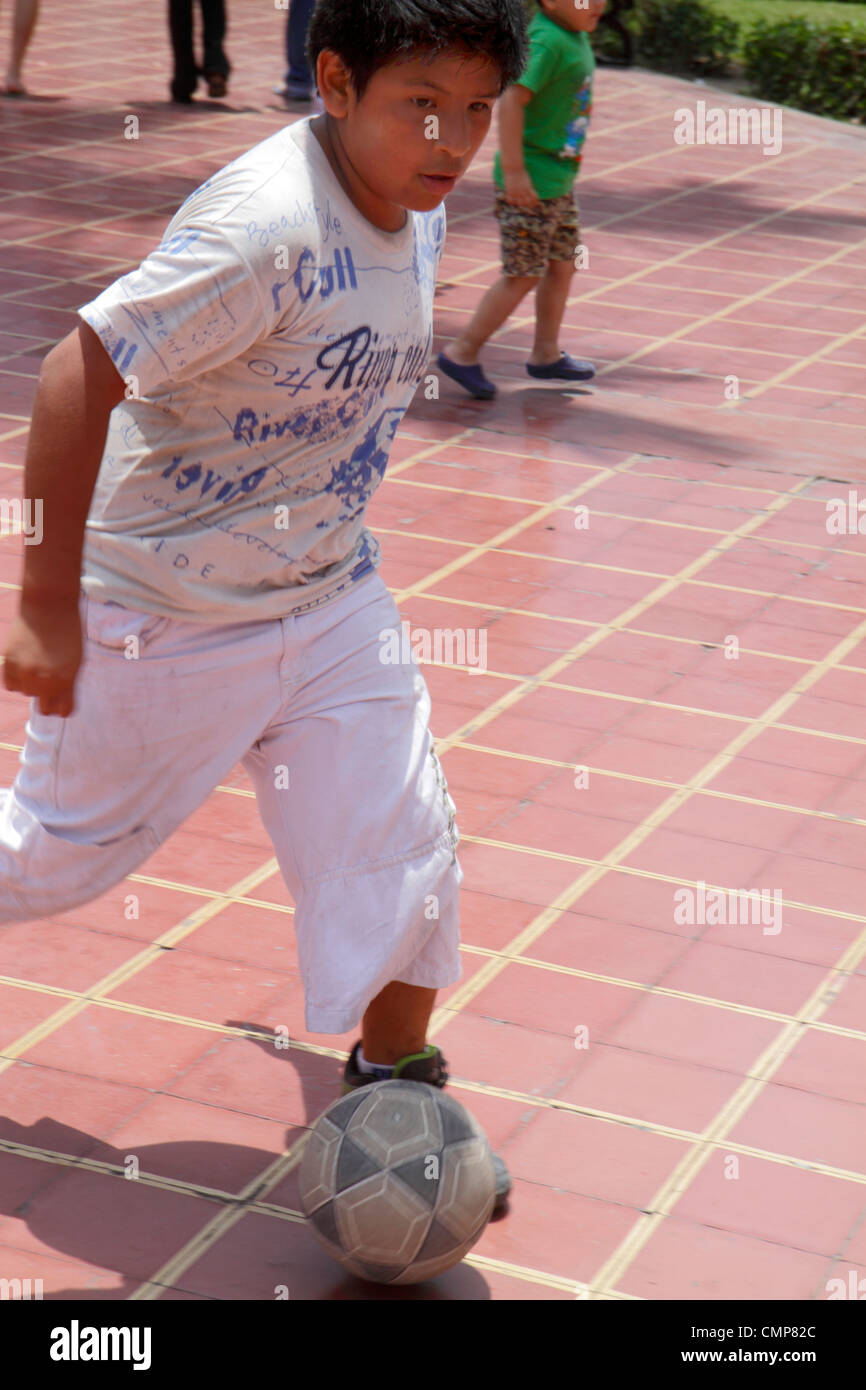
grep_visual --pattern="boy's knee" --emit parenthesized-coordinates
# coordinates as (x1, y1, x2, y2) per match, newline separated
(506, 273, 542, 293)
(0, 813, 159, 923)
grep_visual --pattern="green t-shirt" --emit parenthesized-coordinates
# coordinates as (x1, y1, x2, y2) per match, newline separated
(493, 10, 595, 200)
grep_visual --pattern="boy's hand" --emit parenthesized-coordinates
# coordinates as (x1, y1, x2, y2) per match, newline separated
(3, 601, 83, 718)
(502, 169, 540, 209)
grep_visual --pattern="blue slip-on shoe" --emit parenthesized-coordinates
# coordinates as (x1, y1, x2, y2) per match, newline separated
(437, 352, 497, 401)
(342, 1041, 511, 1212)
(526, 352, 595, 381)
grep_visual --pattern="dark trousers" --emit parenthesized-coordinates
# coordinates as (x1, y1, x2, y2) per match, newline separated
(168, 0, 230, 96)
(285, 0, 316, 93)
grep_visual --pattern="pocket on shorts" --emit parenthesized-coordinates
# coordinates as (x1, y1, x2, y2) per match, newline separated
(83, 595, 173, 656)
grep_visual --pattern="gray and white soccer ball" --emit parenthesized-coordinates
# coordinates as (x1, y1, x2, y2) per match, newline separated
(299, 1079, 497, 1284)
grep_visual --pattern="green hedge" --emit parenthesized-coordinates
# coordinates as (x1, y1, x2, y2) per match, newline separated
(591, 17, 632, 63)
(631, 0, 739, 73)
(589, 1, 866, 120)
(742, 16, 866, 119)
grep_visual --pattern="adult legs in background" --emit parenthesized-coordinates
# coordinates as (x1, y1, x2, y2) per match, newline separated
(167, 0, 198, 101)
(200, 0, 230, 90)
(284, 0, 315, 99)
(3, 0, 40, 95)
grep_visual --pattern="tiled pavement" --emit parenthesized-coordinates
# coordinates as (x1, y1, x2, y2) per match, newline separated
(0, 1, 865, 1300)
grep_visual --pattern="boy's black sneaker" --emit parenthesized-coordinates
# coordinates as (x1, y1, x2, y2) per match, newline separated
(342, 1041, 511, 1211)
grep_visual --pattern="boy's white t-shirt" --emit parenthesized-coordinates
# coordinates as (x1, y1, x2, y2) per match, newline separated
(76, 116, 445, 622)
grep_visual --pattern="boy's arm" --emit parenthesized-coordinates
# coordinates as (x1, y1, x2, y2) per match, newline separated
(2, 322, 125, 717)
(498, 85, 540, 208)
(21, 322, 125, 603)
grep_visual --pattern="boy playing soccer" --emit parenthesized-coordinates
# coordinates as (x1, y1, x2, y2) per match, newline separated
(0, 0, 528, 1208)
(438, 0, 605, 400)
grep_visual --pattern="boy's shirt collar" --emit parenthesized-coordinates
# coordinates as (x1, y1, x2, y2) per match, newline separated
(288, 116, 414, 249)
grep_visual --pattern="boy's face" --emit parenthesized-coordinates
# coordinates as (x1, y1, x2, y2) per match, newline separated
(315, 49, 502, 231)
(541, 0, 607, 33)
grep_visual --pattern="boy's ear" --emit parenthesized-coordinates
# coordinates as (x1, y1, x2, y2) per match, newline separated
(315, 49, 355, 117)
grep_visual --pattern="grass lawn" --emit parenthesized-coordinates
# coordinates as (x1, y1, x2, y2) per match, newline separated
(704, 0, 866, 56)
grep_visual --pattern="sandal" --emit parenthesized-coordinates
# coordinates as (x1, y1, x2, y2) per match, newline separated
(437, 351, 496, 400)
(526, 352, 595, 381)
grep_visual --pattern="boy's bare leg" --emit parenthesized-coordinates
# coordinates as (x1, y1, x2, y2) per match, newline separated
(361, 980, 437, 1063)
(446, 273, 539, 365)
(529, 256, 575, 366)
(5, 0, 39, 90)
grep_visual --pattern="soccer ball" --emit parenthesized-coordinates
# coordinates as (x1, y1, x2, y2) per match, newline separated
(299, 1079, 497, 1284)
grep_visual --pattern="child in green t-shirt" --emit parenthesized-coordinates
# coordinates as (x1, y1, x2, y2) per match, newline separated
(438, 0, 605, 399)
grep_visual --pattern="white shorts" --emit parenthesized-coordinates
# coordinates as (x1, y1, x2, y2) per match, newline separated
(0, 571, 463, 1033)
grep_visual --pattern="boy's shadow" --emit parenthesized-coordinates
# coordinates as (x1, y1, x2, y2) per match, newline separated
(0, 1026, 493, 1301)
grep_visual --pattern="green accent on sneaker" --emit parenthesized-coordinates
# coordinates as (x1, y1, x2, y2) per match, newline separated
(341, 1039, 447, 1092)
(391, 1046, 440, 1079)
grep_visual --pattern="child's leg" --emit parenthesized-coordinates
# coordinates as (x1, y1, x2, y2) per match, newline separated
(0, 593, 281, 922)
(524, 195, 594, 380)
(241, 571, 463, 1039)
(441, 193, 552, 369)
(530, 256, 575, 367)
(361, 980, 437, 1063)
(530, 188, 581, 367)
(446, 273, 539, 366)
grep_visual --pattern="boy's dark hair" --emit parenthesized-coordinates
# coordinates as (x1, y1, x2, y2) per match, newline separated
(307, 0, 529, 101)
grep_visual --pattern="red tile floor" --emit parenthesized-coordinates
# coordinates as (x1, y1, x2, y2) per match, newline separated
(0, 2, 865, 1300)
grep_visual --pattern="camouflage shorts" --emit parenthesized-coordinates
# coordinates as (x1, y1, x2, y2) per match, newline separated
(494, 192, 580, 278)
